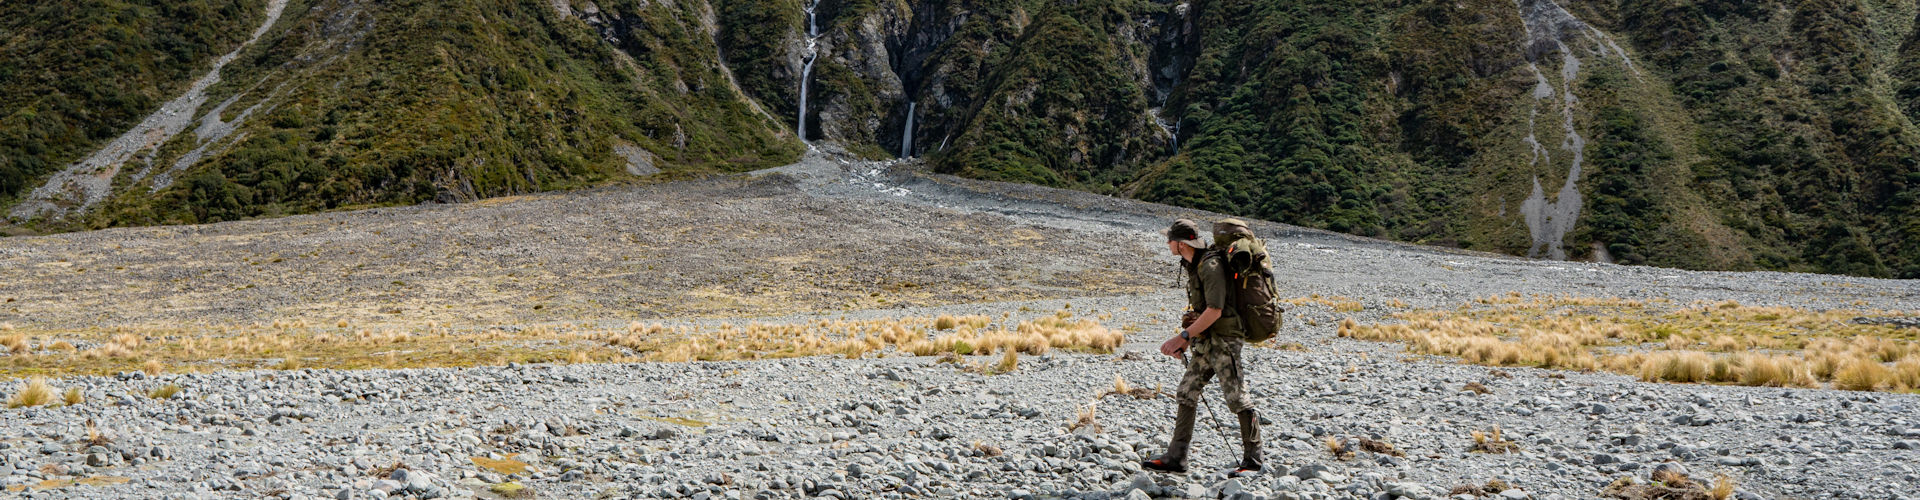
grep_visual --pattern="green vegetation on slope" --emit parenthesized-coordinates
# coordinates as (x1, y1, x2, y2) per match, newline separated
(77, 0, 800, 227)
(935, 0, 1157, 190)
(0, 0, 265, 204)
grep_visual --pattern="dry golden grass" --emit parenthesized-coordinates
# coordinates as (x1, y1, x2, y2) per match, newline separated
(0, 309, 1109, 379)
(996, 349, 1019, 374)
(1358, 437, 1404, 457)
(6, 377, 54, 408)
(1285, 294, 1364, 312)
(61, 387, 82, 406)
(1711, 475, 1735, 500)
(1324, 436, 1352, 460)
(603, 310, 1118, 364)
(1897, 355, 1920, 389)
(934, 315, 990, 331)
(1651, 467, 1690, 487)
(1835, 359, 1896, 391)
(1348, 295, 1919, 392)
(1070, 402, 1101, 433)
(1469, 426, 1519, 454)
(147, 384, 180, 400)
(84, 418, 110, 447)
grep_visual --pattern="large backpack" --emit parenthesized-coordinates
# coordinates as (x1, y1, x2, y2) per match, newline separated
(1213, 219, 1282, 343)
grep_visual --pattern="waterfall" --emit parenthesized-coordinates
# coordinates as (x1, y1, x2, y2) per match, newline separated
(1514, 0, 1638, 261)
(797, 0, 821, 143)
(1149, 107, 1179, 155)
(899, 102, 916, 158)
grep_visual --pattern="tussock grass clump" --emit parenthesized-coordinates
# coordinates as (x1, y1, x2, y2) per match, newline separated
(1286, 294, 1364, 312)
(6, 377, 55, 408)
(1359, 437, 1403, 457)
(1633, 351, 1712, 383)
(1895, 355, 1920, 389)
(934, 315, 990, 331)
(996, 349, 1019, 374)
(1324, 436, 1352, 460)
(1347, 295, 1918, 392)
(147, 384, 181, 400)
(62, 387, 82, 406)
(1448, 480, 1514, 497)
(1, 334, 26, 354)
(1470, 427, 1519, 454)
(84, 418, 110, 447)
(1834, 359, 1896, 391)
(1710, 475, 1735, 500)
(1070, 402, 1101, 433)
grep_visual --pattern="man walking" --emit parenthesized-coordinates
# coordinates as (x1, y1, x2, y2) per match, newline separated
(1142, 219, 1262, 474)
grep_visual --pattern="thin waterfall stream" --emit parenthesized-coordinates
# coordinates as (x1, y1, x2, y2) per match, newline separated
(900, 102, 915, 158)
(797, 0, 821, 144)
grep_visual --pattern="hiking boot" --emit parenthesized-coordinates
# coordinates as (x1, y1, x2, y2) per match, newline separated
(1236, 409, 1263, 475)
(1141, 456, 1188, 474)
(1143, 403, 1197, 474)
(1231, 458, 1263, 476)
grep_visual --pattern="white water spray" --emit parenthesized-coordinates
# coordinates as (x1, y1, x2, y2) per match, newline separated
(797, 0, 821, 143)
(1149, 107, 1179, 155)
(900, 102, 916, 158)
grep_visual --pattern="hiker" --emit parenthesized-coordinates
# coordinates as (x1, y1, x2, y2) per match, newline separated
(1143, 218, 1268, 475)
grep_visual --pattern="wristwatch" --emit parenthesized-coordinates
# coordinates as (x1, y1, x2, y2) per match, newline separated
(1179, 330, 1191, 341)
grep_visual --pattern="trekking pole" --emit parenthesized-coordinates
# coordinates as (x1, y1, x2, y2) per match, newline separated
(1179, 351, 1236, 454)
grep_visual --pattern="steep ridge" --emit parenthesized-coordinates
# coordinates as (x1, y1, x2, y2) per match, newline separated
(9, 0, 292, 221)
(6, 0, 801, 229)
(0, 0, 271, 217)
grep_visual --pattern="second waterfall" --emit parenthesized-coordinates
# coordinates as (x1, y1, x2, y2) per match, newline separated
(797, 0, 822, 143)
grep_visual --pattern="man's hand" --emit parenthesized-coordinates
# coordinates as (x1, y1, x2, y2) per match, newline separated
(1160, 332, 1190, 358)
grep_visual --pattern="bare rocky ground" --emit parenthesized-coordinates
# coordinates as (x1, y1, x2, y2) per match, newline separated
(1, 149, 1918, 499)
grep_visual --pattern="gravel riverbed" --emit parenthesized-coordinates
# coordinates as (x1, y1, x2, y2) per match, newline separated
(2, 151, 1917, 499)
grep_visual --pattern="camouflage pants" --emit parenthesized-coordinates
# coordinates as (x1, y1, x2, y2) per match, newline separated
(1178, 334, 1253, 414)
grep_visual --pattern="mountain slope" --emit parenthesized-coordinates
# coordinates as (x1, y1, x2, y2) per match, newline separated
(2, 0, 801, 228)
(0, 0, 269, 212)
(3, 0, 1916, 278)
